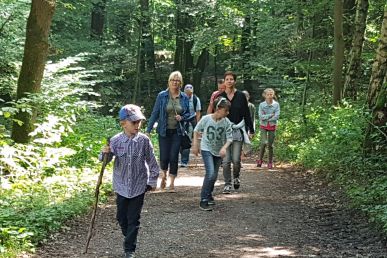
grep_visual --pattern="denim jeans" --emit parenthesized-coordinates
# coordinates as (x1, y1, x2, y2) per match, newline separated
(222, 140, 243, 185)
(200, 150, 222, 201)
(116, 193, 145, 253)
(259, 128, 276, 162)
(180, 147, 190, 165)
(159, 129, 182, 176)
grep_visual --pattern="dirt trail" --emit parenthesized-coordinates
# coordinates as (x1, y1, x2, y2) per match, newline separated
(34, 157, 386, 257)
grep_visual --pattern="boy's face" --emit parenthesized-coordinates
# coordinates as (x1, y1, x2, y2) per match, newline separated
(121, 120, 142, 136)
(218, 107, 229, 118)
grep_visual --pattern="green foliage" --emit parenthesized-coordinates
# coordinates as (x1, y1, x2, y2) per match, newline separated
(276, 100, 387, 233)
(62, 113, 120, 167)
(0, 53, 116, 256)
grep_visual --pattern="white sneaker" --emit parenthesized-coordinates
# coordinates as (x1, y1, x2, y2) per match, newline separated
(222, 185, 232, 194)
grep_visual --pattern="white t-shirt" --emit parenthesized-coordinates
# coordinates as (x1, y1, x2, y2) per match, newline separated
(194, 114, 233, 156)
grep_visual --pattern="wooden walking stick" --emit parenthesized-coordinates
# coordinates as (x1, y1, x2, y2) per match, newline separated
(84, 139, 110, 254)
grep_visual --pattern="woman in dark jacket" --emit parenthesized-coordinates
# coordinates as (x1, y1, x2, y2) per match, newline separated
(219, 71, 255, 194)
(146, 71, 190, 192)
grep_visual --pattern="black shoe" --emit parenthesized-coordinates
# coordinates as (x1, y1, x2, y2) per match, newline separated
(125, 252, 135, 258)
(222, 185, 232, 194)
(208, 198, 215, 206)
(233, 178, 240, 190)
(199, 201, 213, 211)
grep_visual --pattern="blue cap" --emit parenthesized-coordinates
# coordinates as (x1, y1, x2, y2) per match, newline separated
(119, 104, 146, 121)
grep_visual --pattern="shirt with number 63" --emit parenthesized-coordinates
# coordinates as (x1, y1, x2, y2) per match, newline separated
(194, 114, 233, 157)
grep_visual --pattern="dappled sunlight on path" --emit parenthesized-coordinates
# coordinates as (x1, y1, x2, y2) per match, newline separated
(34, 159, 386, 258)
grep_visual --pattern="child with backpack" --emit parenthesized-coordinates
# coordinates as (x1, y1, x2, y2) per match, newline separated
(192, 97, 233, 211)
(256, 88, 280, 169)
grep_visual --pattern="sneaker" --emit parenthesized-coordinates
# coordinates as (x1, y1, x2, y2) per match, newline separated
(233, 178, 240, 190)
(222, 185, 232, 194)
(125, 252, 135, 258)
(208, 198, 215, 206)
(267, 162, 273, 169)
(199, 201, 213, 211)
(256, 160, 263, 167)
(180, 163, 188, 168)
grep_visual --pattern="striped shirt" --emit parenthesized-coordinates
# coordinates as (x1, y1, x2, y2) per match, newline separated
(100, 132, 159, 198)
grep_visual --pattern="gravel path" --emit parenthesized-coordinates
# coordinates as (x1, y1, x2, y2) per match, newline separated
(34, 157, 386, 257)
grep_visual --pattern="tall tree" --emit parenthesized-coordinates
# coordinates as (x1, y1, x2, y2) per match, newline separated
(241, 14, 253, 92)
(333, 0, 345, 106)
(90, 0, 107, 39)
(174, 0, 194, 82)
(344, 0, 369, 100)
(192, 48, 209, 96)
(367, 5, 387, 145)
(11, 0, 56, 143)
(140, 0, 156, 95)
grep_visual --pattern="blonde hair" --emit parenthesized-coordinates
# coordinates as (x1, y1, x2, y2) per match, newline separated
(262, 88, 276, 98)
(168, 71, 183, 88)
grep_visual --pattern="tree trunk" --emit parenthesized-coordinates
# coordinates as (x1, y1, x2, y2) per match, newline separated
(133, 23, 143, 104)
(343, 0, 369, 100)
(333, 0, 345, 106)
(140, 0, 156, 94)
(90, 0, 107, 39)
(11, 0, 56, 143)
(343, 0, 356, 49)
(174, 0, 194, 82)
(192, 49, 209, 97)
(365, 5, 387, 151)
(241, 14, 253, 93)
(367, 6, 387, 109)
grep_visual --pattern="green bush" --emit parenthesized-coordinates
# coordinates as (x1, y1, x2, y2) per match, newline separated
(276, 101, 387, 233)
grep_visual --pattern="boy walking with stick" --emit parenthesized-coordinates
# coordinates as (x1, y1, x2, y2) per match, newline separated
(100, 104, 159, 258)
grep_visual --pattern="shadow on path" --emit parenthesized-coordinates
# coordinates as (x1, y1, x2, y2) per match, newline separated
(34, 158, 386, 257)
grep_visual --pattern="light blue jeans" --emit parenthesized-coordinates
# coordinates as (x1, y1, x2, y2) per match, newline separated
(200, 150, 222, 201)
(222, 140, 243, 186)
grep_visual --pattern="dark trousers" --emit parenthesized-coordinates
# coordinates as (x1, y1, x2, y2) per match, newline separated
(159, 129, 182, 176)
(116, 193, 145, 253)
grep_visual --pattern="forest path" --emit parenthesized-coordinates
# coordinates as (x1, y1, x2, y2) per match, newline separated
(34, 156, 386, 257)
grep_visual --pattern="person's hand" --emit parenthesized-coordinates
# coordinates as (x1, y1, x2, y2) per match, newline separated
(219, 146, 227, 158)
(102, 145, 110, 153)
(175, 115, 182, 121)
(248, 133, 254, 139)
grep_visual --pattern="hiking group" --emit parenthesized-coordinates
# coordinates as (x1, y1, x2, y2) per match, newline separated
(99, 71, 280, 258)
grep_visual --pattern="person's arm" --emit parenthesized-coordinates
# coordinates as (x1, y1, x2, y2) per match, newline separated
(241, 93, 255, 134)
(268, 102, 280, 121)
(146, 94, 161, 133)
(206, 92, 216, 114)
(192, 131, 201, 156)
(206, 103, 213, 114)
(195, 97, 201, 122)
(145, 137, 159, 190)
(192, 118, 204, 155)
(219, 120, 233, 157)
(258, 102, 271, 120)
